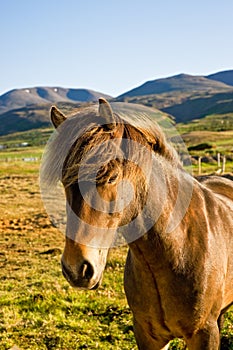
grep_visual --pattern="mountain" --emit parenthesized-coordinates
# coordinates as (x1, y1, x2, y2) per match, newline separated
(116, 71, 233, 124)
(162, 90, 233, 123)
(207, 70, 233, 87)
(117, 90, 233, 123)
(0, 87, 112, 115)
(117, 73, 233, 99)
(1, 70, 233, 136)
(0, 102, 94, 136)
(0, 105, 50, 136)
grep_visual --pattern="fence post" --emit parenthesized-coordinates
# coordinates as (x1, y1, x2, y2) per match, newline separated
(222, 155, 226, 174)
(198, 156, 202, 175)
(217, 152, 221, 168)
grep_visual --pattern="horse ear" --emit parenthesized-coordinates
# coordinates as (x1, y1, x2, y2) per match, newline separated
(51, 106, 67, 129)
(98, 98, 116, 129)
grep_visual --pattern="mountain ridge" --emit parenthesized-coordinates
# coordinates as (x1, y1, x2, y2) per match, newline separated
(0, 87, 112, 115)
(0, 70, 233, 136)
(207, 70, 233, 86)
(117, 72, 233, 99)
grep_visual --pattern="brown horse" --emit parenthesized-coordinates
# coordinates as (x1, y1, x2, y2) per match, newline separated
(44, 98, 233, 349)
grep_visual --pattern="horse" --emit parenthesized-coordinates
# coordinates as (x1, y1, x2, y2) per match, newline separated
(43, 98, 233, 349)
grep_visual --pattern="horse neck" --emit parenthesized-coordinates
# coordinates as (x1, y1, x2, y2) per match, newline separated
(127, 156, 194, 269)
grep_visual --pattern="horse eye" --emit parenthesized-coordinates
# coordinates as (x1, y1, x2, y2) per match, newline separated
(108, 174, 118, 184)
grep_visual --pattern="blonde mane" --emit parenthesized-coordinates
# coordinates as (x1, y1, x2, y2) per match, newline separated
(41, 104, 181, 188)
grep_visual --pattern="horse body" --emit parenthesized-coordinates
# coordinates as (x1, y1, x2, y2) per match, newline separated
(125, 175, 233, 349)
(45, 99, 233, 349)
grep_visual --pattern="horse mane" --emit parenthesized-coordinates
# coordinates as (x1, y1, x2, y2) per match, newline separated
(41, 104, 181, 188)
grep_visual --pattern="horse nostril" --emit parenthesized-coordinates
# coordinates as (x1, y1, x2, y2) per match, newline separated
(80, 261, 94, 280)
(61, 260, 74, 281)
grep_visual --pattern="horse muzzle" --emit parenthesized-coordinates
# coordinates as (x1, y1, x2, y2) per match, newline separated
(61, 259, 102, 290)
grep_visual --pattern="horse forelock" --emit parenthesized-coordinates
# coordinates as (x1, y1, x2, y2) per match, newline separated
(42, 105, 181, 188)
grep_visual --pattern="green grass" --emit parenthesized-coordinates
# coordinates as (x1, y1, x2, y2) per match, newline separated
(0, 128, 53, 148)
(0, 228, 136, 349)
(192, 162, 233, 175)
(0, 170, 137, 349)
(2, 228, 233, 350)
(0, 147, 43, 160)
(0, 161, 233, 350)
(177, 113, 233, 133)
(0, 144, 44, 175)
(176, 128, 233, 175)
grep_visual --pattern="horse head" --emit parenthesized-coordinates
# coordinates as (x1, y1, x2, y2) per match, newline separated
(50, 99, 148, 289)
(47, 98, 179, 290)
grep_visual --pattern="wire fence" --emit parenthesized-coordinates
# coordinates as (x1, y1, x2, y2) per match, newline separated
(0, 157, 41, 162)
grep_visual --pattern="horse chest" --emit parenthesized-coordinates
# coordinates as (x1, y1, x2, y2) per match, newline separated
(124, 249, 188, 336)
(124, 246, 224, 338)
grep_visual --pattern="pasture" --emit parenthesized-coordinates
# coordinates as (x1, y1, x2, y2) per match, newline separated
(0, 161, 138, 350)
(0, 137, 233, 349)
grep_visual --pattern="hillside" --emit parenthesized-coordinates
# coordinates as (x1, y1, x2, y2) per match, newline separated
(207, 70, 233, 86)
(0, 87, 112, 114)
(1, 70, 233, 136)
(163, 91, 233, 122)
(117, 90, 233, 123)
(117, 73, 233, 99)
(0, 102, 92, 136)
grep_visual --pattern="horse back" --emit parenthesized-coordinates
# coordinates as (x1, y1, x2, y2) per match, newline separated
(190, 175, 233, 313)
(196, 175, 233, 203)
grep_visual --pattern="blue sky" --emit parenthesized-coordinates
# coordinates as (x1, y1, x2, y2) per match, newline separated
(1, 0, 233, 96)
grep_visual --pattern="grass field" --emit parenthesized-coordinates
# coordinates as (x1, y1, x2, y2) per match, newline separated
(0, 130, 233, 349)
(0, 164, 138, 350)
(1, 161, 233, 350)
